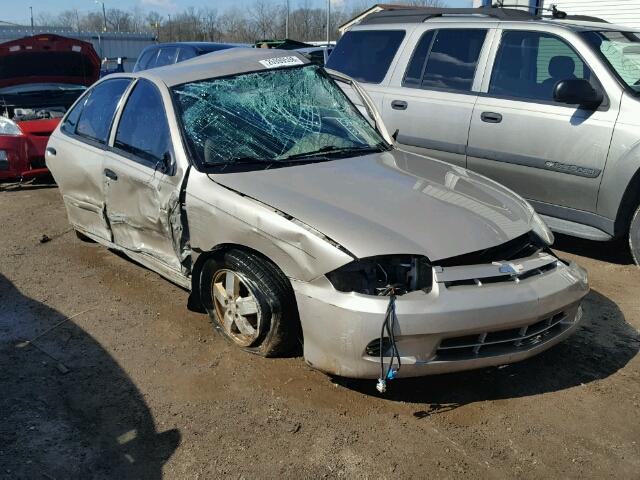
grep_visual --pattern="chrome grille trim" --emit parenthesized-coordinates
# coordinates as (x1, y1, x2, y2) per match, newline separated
(434, 252, 558, 288)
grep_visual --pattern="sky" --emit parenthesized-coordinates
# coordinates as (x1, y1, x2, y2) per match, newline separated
(2, 0, 473, 25)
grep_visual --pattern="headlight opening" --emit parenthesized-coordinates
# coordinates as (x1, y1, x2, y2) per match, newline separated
(325, 255, 433, 296)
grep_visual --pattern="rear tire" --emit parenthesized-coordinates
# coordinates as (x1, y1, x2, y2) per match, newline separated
(200, 249, 300, 356)
(629, 205, 640, 266)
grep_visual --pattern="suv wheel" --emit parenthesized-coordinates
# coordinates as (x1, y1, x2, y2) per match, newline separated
(200, 249, 300, 356)
(630, 205, 640, 266)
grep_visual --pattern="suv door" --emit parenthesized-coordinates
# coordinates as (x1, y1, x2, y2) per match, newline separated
(103, 78, 186, 273)
(47, 78, 132, 241)
(467, 29, 618, 219)
(381, 27, 493, 168)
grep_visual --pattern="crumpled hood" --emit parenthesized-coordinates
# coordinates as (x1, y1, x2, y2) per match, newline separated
(210, 150, 534, 261)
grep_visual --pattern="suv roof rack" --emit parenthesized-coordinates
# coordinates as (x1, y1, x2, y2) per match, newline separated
(360, 5, 607, 25)
(360, 6, 537, 24)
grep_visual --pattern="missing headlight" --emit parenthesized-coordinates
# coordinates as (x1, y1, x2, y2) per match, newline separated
(326, 255, 432, 296)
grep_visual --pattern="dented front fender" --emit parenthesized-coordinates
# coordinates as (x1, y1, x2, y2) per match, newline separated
(185, 170, 354, 281)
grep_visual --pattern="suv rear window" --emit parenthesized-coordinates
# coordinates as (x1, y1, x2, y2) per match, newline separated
(326, 30, 405, 84)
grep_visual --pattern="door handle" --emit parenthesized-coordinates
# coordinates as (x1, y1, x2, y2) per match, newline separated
(481, 112, 502, 123)
(104, 168, 118, 181)
(391, 100, 408, 110)
(45, 147, 56, 156)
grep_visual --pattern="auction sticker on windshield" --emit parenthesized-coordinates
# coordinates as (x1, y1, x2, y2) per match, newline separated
(259, 56, 305, 69)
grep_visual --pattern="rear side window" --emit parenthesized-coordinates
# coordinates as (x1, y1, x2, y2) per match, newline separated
(177, 47, 196, 62)
(134, 48, 157, 72)
(154, 47, 179, 68)
(75, 79, 131, 144)
(61, 92, 90, 135)
(403, 29, 487, 92)
(489, 31, 591, 102)
(114, 79, 171, 166)
(326, 30, 405, 83)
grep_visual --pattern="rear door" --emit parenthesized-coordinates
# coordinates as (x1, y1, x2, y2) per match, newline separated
(46, 78, 131, 241)
(102, 78, 187, 273)
(466, 29, 619, 214)
(381, 27, 494, 169)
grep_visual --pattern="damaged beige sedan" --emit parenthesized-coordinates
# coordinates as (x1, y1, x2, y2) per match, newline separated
(46, 49, 589, 386)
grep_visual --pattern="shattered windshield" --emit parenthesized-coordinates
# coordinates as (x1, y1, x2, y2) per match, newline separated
(171, 65, 387, 171)
(582, 30, 640, 94)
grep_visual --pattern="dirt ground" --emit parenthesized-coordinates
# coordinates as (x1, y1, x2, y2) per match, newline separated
(1, 183, 638, 480)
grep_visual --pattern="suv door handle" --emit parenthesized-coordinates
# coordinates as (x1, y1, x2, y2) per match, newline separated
(45, 147, 56, 156)
(104, 168, 118, 181)
(391, 100, 408, 110)
(481, 112, 502, 123)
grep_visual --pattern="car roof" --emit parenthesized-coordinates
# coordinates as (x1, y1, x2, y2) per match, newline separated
(137, 48, 311, 87)
(351, 7, 636, 33)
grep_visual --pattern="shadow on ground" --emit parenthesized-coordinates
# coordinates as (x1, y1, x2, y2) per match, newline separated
(0, 273, 179, 479)
(553, 233, 634, 265)
(335, 290, 639, 412)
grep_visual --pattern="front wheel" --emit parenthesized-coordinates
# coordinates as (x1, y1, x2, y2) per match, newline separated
(629, 205, 640, 266)
(200, 249, 300, 356)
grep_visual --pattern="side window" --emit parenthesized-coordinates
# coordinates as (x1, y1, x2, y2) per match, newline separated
(177, 47, 196, 63)
(61, 91, 90, 135)
(114, 79, 171, 166)
(134, 48, 157, 72)
(154, 47, 179, 68)
(74, 79, 131, 144)
(326, 30, 406, 84)
(489, 31, 592, 102)
(403, 29, 487, 92)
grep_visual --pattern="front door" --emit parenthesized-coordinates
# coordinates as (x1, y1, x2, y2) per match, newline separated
(103, 79, 186, 273)
(466, 29, 618, 214)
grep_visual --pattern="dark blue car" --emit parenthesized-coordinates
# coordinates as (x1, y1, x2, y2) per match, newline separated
(132, 42, 242, 72)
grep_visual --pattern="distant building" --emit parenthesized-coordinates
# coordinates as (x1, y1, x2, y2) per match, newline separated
(0, 25, 156, 72)
(473, 0, 640, 29)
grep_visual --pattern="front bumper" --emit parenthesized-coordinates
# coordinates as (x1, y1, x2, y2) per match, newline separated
(292, 257, 589, 379)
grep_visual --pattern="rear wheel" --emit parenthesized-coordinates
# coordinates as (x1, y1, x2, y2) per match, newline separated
(629, 205, 640, 266)
(200, 249, 300, 356)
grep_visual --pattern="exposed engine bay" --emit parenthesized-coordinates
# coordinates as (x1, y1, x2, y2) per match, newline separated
(7, 106, 67, 122)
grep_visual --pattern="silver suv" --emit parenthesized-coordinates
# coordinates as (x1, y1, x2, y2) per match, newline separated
(327, 6, 640, 264)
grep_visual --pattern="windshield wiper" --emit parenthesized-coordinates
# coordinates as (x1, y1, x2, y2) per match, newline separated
(280, 145, 385, 161)
(215, 157, 276, 172)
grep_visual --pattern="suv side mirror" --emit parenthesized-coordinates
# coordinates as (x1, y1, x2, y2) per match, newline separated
(553, 79, 604, 110)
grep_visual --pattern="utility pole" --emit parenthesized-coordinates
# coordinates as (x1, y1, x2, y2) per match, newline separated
(75, 9, 80, 32)
(94, 1, 107, 32)
(326, 0, 330, 45)
(29, 6, 34, 31)
(168, 14, 172, 41)
(285, 0, 289, 39)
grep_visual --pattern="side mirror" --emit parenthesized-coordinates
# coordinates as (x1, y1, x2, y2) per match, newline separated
(553, 79, 604, 110)
(157, 151, 173, 174)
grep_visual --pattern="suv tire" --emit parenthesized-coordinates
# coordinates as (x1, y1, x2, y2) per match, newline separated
(200, 249, 300, 356)
(630, 205, 640, 266)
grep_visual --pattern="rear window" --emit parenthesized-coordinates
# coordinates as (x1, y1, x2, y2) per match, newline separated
(326, 30, 405, 84)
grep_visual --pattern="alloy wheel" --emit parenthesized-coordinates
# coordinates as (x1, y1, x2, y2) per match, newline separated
(212, 269, 262, 347)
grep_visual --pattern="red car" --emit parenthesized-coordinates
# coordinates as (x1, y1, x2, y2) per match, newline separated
(0, 34, 100, 180)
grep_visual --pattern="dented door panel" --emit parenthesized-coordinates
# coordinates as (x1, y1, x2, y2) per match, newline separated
(46, 134, 112, 241)
(103, 151, 186, 273)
